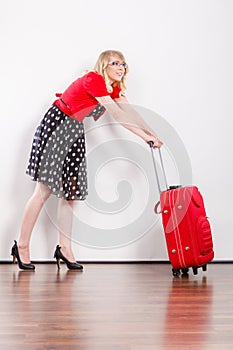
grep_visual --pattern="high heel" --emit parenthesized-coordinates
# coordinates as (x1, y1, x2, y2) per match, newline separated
(54, 245, 83, 271)
(11, 240, 35, 271)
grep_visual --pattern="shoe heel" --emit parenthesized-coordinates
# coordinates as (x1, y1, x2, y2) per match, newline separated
(11, 246, 16, 264)
(56, 258, 61, 270)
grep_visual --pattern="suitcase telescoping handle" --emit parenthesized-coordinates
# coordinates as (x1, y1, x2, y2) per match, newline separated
(148, 141, 169, 194)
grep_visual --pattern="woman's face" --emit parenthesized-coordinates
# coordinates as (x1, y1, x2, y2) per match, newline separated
(106, 55, 127, 83)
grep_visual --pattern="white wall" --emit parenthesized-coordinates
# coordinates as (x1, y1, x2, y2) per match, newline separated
(1, 0, 232, 261)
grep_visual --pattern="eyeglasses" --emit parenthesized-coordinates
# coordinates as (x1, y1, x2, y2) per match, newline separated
(108, 61, 128, 69)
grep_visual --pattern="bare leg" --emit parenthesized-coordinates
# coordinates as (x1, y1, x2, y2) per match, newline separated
(18, 182, 51, 263)
(57, 198, 76, 262)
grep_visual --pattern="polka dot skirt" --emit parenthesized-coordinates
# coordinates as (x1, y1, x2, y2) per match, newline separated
(26, 104, 104, 200)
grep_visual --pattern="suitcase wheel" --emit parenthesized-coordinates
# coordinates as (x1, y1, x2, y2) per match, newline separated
(202, 264, 207, 272)
(181, 268, 189, 276)
(192, 267, 198, 275)
(172, 268, 181, 277)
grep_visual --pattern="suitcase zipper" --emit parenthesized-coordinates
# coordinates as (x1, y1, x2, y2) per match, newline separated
(170, 190, 186, 268)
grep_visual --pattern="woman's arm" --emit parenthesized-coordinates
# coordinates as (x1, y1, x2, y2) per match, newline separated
(96, 95, 162, 148)
(114, 96, 160, 138)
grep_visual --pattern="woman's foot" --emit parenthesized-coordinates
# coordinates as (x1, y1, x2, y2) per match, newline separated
(58, 246, 76, 263)
(11, 240, 35, 271)
(54, 245, 83, 271)
(17, 244, 31, 264)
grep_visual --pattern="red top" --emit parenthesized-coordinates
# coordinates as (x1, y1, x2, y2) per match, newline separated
(54, 71, 121, 121)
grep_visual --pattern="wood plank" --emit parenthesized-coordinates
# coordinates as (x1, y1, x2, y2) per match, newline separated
(0, 263, 232, 349)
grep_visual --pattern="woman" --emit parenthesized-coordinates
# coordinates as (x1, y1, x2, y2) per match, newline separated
(12, 50, 162, 271)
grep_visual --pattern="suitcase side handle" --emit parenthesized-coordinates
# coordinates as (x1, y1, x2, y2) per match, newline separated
(148, 141, 169, 193)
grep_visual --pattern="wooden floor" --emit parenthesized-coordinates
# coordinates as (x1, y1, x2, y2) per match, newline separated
(0, 263, 233, 350)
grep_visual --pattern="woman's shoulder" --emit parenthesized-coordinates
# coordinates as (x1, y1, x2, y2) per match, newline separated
(82, 70, 104, 81)
(110, 83, 124, 99)
(82, 71, 106, 91)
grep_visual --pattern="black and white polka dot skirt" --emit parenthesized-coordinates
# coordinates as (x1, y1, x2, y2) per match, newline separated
(26, 105, 91, 200)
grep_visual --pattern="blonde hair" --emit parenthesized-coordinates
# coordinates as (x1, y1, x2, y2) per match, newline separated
(93, 50, 128, 93)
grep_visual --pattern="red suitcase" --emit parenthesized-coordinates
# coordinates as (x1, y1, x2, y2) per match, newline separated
(149, 142, 214, 276)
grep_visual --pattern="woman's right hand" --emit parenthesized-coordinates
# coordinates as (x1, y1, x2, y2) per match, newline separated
(144, 134, 163, 148)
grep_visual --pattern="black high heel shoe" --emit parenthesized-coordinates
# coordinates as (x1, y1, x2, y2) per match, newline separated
(11, 240, 35, 271)
(54, 245, 83, 271)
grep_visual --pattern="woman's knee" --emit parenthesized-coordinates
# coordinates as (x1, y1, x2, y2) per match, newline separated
(59, 198, 74, 208)
(34, 182, 51, 203)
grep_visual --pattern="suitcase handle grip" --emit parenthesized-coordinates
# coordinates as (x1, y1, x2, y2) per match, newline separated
(148, 141, 169, 194)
